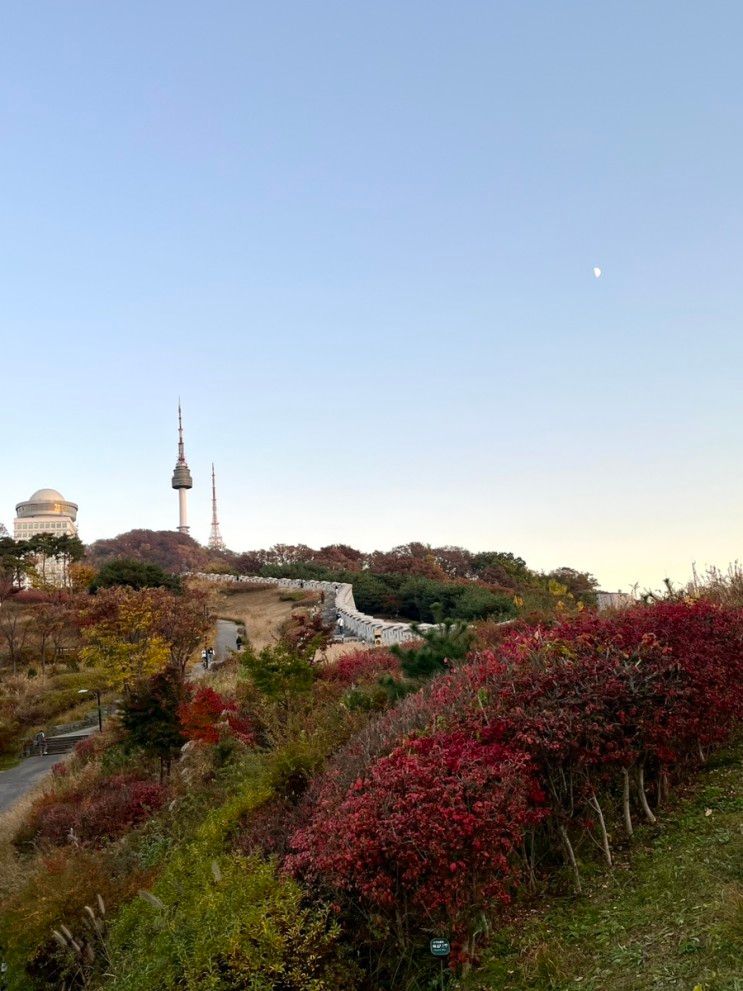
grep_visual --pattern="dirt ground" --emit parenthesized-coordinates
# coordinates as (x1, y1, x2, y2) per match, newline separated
(318, 640, 366, 664)
(212, 586, 321, 651)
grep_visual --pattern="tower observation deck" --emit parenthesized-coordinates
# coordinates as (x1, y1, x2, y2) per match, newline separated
(171, 402, 193, 534)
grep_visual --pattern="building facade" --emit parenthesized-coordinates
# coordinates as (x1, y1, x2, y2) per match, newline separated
(14, 488, 79, 585)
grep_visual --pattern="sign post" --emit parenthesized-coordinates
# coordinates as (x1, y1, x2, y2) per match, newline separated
(430, 938, 450, 990)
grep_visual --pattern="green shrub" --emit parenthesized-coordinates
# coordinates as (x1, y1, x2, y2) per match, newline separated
(267, 739, 326, 803)
(109, 854, 359, 990)
(392, 621, 475, 680)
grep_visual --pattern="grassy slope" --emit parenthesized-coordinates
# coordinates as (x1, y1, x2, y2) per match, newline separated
(465, 747, 742, 991)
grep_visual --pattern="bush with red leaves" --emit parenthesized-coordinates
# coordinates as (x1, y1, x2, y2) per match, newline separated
(288, 601, 743, 968)
(178, 686, 255, 746)
(317, 648, 399, 685)
(289, 728, 546, 950)
(19, 774, 166, 847)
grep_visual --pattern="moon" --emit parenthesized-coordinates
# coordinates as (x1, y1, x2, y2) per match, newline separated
(593, 266, 602, 278)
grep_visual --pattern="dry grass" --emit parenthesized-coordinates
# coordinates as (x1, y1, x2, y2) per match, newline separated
(0, 776, 53, 901)
(315, 640, 366, 666)
(212, 587, 319, 652)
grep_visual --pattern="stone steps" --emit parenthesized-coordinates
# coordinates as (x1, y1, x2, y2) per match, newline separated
(24, 733, 90, 758)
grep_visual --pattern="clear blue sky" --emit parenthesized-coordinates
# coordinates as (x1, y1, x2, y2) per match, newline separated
(2, 1, 741, 591)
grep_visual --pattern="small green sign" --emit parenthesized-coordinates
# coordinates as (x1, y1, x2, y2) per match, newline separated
(430, 938, 450, 957)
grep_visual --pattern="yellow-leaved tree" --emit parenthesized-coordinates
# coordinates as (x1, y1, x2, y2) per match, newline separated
(81, 586, 170, 689)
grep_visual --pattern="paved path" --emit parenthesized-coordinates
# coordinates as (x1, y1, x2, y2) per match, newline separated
(216, 619, 240, 662)
(0, 726, 99, 816)
(189, 619, 240, 681)
(0, 755, 57, 815)
(2, 625, 242, 813)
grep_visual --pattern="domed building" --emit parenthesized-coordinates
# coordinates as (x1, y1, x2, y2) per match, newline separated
(14, 489, 78, 540)
(14, 488, 79, 585)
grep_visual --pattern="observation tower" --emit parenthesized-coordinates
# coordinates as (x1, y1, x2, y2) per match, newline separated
(171, 402, 193, 534)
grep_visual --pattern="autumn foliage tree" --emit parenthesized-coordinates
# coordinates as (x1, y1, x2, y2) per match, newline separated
(79, 588, 170, 688)
(79, 585, 211, 687)
(121, 670, 188, 780)
(178, 686, 255, 746)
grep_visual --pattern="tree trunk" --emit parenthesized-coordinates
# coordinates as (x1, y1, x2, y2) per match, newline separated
(636, 764, 656, 824)
(697, 740, 706, 764)
(522, 835, 536, 892)
(558, 824, 582, 895)
(656, 766, 669, 808)
(588, 792, 612, 866)
(660, 767, 670, 803)
(622, 768, 634, 838)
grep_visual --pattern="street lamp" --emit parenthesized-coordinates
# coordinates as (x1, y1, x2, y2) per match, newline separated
(78, 688, 103, 732)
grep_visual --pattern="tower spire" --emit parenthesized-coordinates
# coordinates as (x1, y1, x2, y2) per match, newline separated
(171, 401, 193, 535)
(208, 462, 226, 551)
(177, 399, 185, 461)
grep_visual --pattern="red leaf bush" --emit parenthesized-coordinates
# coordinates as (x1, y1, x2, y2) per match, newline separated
(317, 647, 399, 686)
(178, 686, 255, 746)
(19, 774, 166, 847)
(288, 729, 546, 945)
(288, 601, 743, 966)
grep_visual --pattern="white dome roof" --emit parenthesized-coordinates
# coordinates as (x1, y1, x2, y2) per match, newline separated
(28, 488, 66, 502)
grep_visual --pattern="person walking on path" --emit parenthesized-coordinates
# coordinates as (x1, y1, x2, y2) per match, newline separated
(201, 649, 209, 670)
(34, 731, 48, 757)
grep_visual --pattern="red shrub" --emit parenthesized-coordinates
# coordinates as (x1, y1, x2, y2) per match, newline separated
(21, 774, 166, 846)
(288, 600, 743, 964)
(318, 648, 399, 685)
(178, 686, 255, 746)
(237, 795, 302, 859)
(288, 729, 546, 944)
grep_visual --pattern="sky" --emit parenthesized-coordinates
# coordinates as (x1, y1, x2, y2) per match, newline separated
(1, 1, 741, 592)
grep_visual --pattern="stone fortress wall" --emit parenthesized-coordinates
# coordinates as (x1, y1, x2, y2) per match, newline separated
(195, 573, 435, 645)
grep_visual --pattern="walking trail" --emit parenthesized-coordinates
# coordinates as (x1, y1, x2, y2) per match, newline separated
(0, 725, 98, 816)
(2, 620, 240, 815)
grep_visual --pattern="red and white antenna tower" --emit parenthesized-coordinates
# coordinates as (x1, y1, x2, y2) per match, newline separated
(208, 463, 226, 551)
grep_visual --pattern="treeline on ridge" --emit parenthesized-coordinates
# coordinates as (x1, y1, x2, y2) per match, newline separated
(85, 531, 599, 621)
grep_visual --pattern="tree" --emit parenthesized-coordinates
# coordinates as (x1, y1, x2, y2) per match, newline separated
(471, 551, 533, 589)
(79, 587, 170, 688)
(242, 638, 316, 711)
(367, 542, 447, 579)
(546, 566, 599, 605)
(30, 601, 68, 677)
(27, 533, 84, 587)
(0, 601, 32, 674)
(89, 558, 182, 593)
(392, 621, 475, 680)
(148, 586, 212, 678)
(0, 537, 32, 590)
(121, 670, 188, 780)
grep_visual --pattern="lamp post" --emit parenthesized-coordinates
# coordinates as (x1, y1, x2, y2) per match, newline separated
(78, 688, 103, 732)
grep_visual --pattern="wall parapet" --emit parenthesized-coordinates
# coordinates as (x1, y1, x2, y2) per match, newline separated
(193, 573, 433, 646)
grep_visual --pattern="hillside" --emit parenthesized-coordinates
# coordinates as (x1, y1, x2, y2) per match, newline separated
(0, 598, 740, 991)
(464, 745, 742, 991)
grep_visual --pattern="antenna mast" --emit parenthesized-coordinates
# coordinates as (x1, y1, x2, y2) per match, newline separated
(208, 463, 226, 551)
